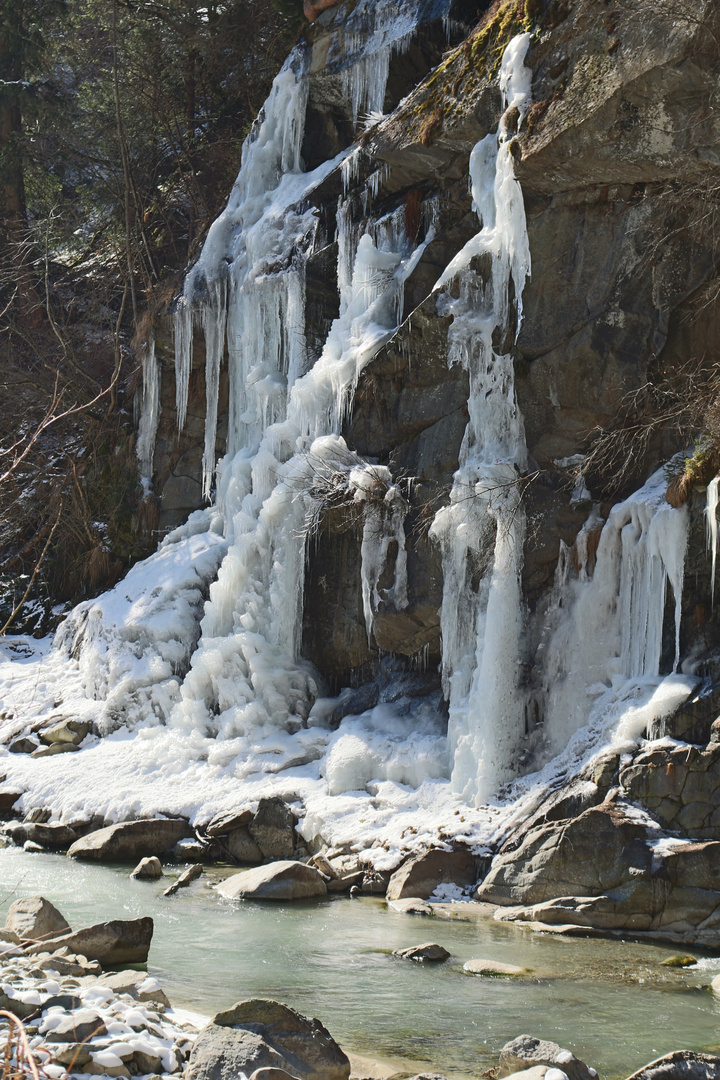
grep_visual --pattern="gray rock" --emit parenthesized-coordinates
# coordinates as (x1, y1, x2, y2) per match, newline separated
(24, 916, 154, 966)
(206, 809, 254, 837)
(174, 837, 214, 861)
(131, 856, 163, 879)
(5, 896, 70, 941)
(40, 719, 90, 746)
(44, 1008, 106, 1043)
(24, 808, 51, 823)
(31, 743, 79, 758)
(387, 898, 434, 915)
(51, 1043, 93, 1067)
(164, 863, 203, 896)
(187, 1026, 295, 1080)
(218, 861, 327, 901)
(623, 1051, 720, 1080)
(68, 818, 191, 861)
(251, 1069, 302, 1080)
(211, 999, 350, 1080)
(25, 823, 77, 850)
(8, 738, 39, 754)
(248, 798, 297, 859)
(93, 969, 171, 1006)
(393, 942, 450, 961)
(225, 826, 264, 864)
(499, 1036, 595, 1080)
(463, 959, 529, 977)
(386, 849, 478, 901)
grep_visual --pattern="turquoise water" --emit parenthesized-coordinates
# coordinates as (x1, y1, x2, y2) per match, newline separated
(1, 846, 719, 1080)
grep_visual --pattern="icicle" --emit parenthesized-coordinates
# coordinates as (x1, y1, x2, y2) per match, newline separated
(430, 33, 533, 806)
(350, 466, 409, 643)
(173, 299, 193, 433)
(707, 476, 719, 608)
(136, 336, 161, 491)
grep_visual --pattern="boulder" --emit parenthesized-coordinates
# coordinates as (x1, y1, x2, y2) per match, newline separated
(248, 798, 296, 859)
(464, 959, 529, 977)
(0, 789, 23, 813)
(218, 862, 327, 901)
(95, 970, 171, 1007)
(67, 818, 191, 861)
(393, 942, 449, 962)
(623, 1051, 720, 1080)
(25, 823, 77, 850)
(164, 862, 203, 895)
(206, 809, 254, 837)
(5, 896, 70, 941)
(31, 743, 79, 758)
(40, 719, 90, 746)
(8, 737, 39, 754)
(131, 856, 163, 879)
(499, 1036, 595, 1080)
(24, 917, 154, 966)
(386, 849, 478, 901)
(43, 1009, 106, 1043)
(224, 826, 264, 864)
(212, 999, 350, 1080)
(187, 1027, 296, 1080)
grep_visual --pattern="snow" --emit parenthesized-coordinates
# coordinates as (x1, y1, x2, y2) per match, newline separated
(707, 475, 719, 608)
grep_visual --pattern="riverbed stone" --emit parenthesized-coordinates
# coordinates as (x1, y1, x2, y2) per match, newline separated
(499, 1036, 594, 1080)
(218, 861, 327, 901)
(131, 856, 163, 879)
(5, 895, 70, 941)
(164, 863, 203, 896)
(387, 898, 434, 915)
(393, 942, 450, 962)
(386, 848, 478, 901)
(186, 1027, 295, 1080)
(212, 999, 350, 1080)
(248, 798, 297, 859)
(623, 1051, 720, 1080)
(68, 818, 191, 861)
(24, 917, 154, 966)
(464, 959, 529, 977)
(25, 823, 77, 850)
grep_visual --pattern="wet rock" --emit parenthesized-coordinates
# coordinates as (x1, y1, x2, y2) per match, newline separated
(44, 1008, 107, 1042)
(24, 916, 154, 966)
(40, 719, 91, 746)
(624, 1051, 720, 1080)
(68, 818, 191, 861)
(660, 954, 697, 967)
(25, 823, 77, 850)
(187, 1026, 295, 1080)
(393, 942, 449, 962)
(5, 896, 70, 941)
(212, 999, 350, 1080)
(248, 798, 297, 859)
(499, 1036, 595, 1080)
(464, 959, 529, 977)
(387, 898, 434, 915)
(326, 873, 363, 893)
(164, 863, 203, 896)
(218, 861, 327, 902)
(131, 856, 163, 879)
(386, 848, 478, 901)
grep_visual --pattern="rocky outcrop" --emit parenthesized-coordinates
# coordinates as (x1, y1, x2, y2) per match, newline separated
(218, 861, 328, 901)
(68, 818, 191, 861)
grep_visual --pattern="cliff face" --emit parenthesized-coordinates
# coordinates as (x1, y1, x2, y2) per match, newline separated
(150, 0, 720, 693)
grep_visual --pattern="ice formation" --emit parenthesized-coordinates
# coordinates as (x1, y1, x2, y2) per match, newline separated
(707, 475, 719, 608)
(135, 336, 161, 492)
(0, 17, 707, 856)
(430, 33, 533, 806)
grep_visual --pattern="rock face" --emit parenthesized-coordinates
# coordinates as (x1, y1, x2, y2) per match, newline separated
(5, 896, 70, 940)
(247, 798, 297, 860)
(68, 818, 191, 861)
(24, 917, 154, 966)
(386, 849, 478, 901)
(218, 862, 328, 902)
(187, 999, 350, 1080)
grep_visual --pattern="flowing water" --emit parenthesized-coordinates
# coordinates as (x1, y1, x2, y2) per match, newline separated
(2, 848, 720, 1080)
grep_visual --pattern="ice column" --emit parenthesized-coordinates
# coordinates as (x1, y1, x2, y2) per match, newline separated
(349, 464, 409, 643)
(430, 34, 532, 806)
(136, 336, 161, 492)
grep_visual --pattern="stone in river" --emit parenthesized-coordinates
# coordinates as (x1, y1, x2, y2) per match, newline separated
(386, 849, 478, 901)
(393, 943, 450, 962)
(164, 863, 203, 896)
(5, 895, 70, 940)
(24, 916, 153, 966)
(68, 818, 191, 861)
(131, 856, 163, 879)
(387, 898, 434, 916)
(499, 1036, 595, 1080)
(623, 1051, 720, 1080)
(464, 959, 529, 977)
(218, 861, 327, 901)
